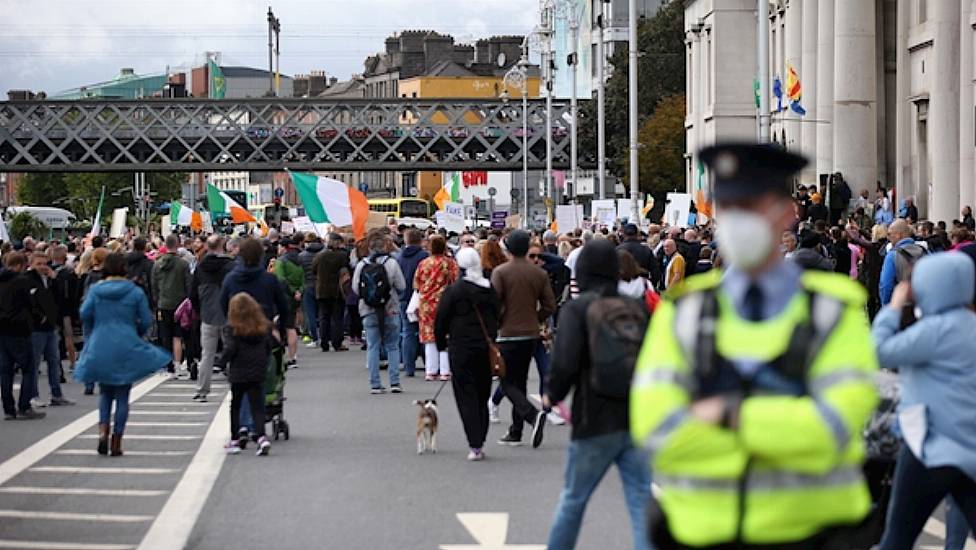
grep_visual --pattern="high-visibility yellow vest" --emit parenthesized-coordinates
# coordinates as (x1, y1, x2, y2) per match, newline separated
(630, 269, 879, 547)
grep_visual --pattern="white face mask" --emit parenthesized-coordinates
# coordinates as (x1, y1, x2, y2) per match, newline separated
(715, 209, 776, 271)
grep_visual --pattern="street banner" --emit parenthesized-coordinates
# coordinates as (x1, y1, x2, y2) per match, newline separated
(109, 207, 128, 238)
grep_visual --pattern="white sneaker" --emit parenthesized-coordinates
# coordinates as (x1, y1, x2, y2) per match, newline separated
(30, 397, 48, 409)
(489, 403, 500, 424)
(548, 410, 567, 426)
(305, 341, 319, 348)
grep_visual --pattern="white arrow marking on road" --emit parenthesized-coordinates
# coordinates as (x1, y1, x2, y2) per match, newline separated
(439, 513, 546, 550)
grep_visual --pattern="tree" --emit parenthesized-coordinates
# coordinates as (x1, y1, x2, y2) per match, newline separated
(17, 172, 187, 221)
(18, 173, 66, 207)
(579, 0, 686, 178)
(8, 212, 49, 241)
(637, 94, 686, 199)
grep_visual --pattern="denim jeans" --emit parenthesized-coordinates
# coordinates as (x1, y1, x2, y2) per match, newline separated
(945, 497, 973, 550)
(197, 323, 221, 396)
(31, 329, 63, 399)
(99, 384, 131, 434)
(399, 300, 420, 376)
(0, 335, 36, 415)
(363, 311, 401, 389)
(302, 285, 318, 341)
(547, 431, 652, 550)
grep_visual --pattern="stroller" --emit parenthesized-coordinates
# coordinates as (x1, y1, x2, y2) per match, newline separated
(264, 345, 290, 441)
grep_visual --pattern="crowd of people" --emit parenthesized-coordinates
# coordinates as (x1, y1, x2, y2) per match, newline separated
(2, 144, 976, 547)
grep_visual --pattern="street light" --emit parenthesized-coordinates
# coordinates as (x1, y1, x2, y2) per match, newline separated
(503, 45, 531, 229)
(553, 0, 583, 204)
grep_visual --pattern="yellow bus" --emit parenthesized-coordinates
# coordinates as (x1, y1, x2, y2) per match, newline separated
(367, 198, 433, 219)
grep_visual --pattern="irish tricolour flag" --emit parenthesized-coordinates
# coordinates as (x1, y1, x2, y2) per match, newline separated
(207, 183, 255, 224)
(289, 171, 369, 239)
(435, 172, 462, 210)
(170, 202, 202, 230)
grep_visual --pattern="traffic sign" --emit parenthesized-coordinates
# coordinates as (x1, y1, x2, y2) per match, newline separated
(487, 187, 497, 197)
(274, 186, 284, 199)
(490, 210, 508, 230)
(358, 183, 369, 194)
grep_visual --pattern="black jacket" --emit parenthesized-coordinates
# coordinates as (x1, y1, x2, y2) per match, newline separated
(298, 242, 324, 287)
(218, 327, 272, 384)
(0, 269, 33, 337)
(191, 254, 234, 326)
(54, 265, 80, 321)
(434, 280, 499, 352)
(219, 263, 289, 335)
(548, 240, 630, 440)
(26, 270, 60, 332)
(125, 251, 154, 298)
(618, 239, 661, 288)
(791, 248, 834, 271)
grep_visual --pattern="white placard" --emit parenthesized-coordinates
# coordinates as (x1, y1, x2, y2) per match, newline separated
(591, 199, 617, 226)
(280, 221, 295, 235)
(664, 193, 692, 228)
(292, 216, 317, 235)
(555, 204, 584, 233)
(109, 208, 128, 239)
(616, 199, 633, 222)
(200, 211, 213, 235)
(436, 209, 465, 235)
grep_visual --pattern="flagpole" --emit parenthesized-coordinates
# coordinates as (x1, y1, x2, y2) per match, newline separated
(757, 0, 771, 143)
(89, 186, 106, 237)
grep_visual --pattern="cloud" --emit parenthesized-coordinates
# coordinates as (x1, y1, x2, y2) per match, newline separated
(0, 0, 540, 94)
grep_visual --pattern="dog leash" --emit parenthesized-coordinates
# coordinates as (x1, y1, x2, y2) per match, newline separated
(431, 379, 449, 401)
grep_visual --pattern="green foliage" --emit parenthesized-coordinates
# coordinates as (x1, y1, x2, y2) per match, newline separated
(637, 94, 687, 198)
(8, 212, 49, 241)
(579, 1, 686, 180)
(17, 172, 187, 221)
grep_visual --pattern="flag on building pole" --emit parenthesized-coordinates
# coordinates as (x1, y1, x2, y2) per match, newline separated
(170, 202, 202, 228)
(207, 184, 255, 223)
(786, 62, 807, 116)
(209, 58, 226, 99)
(753, 78, 761, 109)
(89, 186, 106, 236)
(435, 172, 462, 210)
(772, 76, 784, 113)
(288, 171, 370, 240)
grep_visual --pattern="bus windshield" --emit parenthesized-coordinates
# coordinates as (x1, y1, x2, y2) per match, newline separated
(400, 200, 429, 219)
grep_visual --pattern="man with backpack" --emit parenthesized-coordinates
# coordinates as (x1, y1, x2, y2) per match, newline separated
(352, 231, 406, 394)
(125, 237, 154, 305)
(544, 238, 651, 549)
(190, 236, 234, 401)
(152, 235, 192, 380)
(879, 219, 926, 306)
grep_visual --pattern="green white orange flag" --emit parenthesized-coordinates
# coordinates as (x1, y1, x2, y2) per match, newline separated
(289, 171, 369, 239)
(207, 183, 255, 223)
(434, 172, 462, 210)
(170, 202, 202, 229)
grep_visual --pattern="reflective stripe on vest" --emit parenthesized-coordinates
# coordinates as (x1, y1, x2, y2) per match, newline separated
(655, 465, 864, 493)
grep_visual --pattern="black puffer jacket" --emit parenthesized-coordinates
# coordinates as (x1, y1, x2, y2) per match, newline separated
(548, 239, 631, 440)
(298, 242, 323, 287)
(190, 254, 234, 326)
(125, 251, 153, 297)
(434, 279, 499, 352)
(218, 327, 272, 384)
(0, 269, 33, 337)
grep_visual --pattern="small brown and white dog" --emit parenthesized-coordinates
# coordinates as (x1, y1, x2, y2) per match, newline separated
(414, 399, 439, 455)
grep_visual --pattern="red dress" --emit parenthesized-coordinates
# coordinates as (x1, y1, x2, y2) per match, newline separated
(414, 255, 459, 343)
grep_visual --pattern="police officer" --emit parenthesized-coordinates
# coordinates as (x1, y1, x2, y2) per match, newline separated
(630, 143, 879, 549)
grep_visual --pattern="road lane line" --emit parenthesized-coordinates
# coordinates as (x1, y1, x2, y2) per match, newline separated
(29, 466, 178, 475)
(124, 422, 208, 427)
(144, 393, 210, 397)
(54, 450, 193, 457)
(138, 392, 230, 550)
(924, 517, 976, 550)
(0, 509, 153, 522)
(0, 487, 168, 497)
(128, 411, 209, 416)
(0, 375, 166, 487)
(77, 435, 201, 441)
(0, 541, 136, 550)
(131, 402, 216, 407)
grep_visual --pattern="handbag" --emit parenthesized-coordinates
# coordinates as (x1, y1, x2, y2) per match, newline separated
(472, 305, 505, 379)
(406, 291, 420, 323)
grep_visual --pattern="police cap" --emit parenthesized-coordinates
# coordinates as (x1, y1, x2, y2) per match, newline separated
(700, 142, 808, 203)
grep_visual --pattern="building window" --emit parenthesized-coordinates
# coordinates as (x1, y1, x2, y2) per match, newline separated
(687, 42, 694, 114)
(705, 29, 713, 107)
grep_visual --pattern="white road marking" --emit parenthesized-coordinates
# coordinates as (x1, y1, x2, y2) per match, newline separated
(440, 513, 545, 550)
(29, 466, 178, 475)
(923, 516, 976, 549)
(0, 486, 168, 497)
(138, 392, 230, 550)
(128, 411, 209, 416)
(0, 375, 165, 487)
(0, 509, 153, 522)
(144, 393, 209, 397)
(54, 450, 192, 457)
(77, 435, 200, 440)
(0, 541, 136, 550)
(123, 422, 208, 427)
(131, 402, 216, 407)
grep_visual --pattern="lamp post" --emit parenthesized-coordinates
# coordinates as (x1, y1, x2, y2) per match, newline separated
(597, 0, 610, 200)
(628, 0, 640, 223)
(542, 1, 556, 224)
(503, 45, 531, 229)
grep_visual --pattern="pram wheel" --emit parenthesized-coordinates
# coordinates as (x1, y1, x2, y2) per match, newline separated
(272, 419, 281, 441)
(282, 420, 290, 440)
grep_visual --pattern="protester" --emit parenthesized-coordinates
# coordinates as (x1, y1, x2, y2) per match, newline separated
(879, 219, 925, 306)
(791, 230, 834, 271)
(660, 239, 685, 290)
(616, 249, 652, 299)
(297, 233, 323, 347)
(0, 252, 45, 420)
(274, 235, 305, 367)
(618, 224, 660, 288)
(219, 292, 273, 457)
(352, 231, 406, 394)
(873, 254, 976, 548)
(480, 238, 507, 279)
(414, 235, 458, 382)
(26, 250, 73, 406)
(313, 233, 350, 353)
(74, 252, 170, 456)
(545, 239, 651, 550)
(125, 237, 154, 302)
(152, 235, 192, 380)
(491, 230, 555, 448)
(963, 206, 976, 231)
(78, 247, 108, 395)
(434, 247, 499, 461)
(189, 235, 234, 401)
(397, 229, 429, 377)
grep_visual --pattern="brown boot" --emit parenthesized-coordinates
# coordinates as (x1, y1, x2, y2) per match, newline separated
(110, 433, 123, 457)
(97, 424, 109, 456)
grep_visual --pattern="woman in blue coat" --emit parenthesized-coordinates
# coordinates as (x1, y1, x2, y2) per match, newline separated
(873, 253, 976, 548)
(74, 252, 171, 456)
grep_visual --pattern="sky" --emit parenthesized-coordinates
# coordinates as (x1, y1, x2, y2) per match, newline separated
(0, 0, 540, 95)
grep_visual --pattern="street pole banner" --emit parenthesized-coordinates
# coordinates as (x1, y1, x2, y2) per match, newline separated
(554, 0, 593, 99)
(109, 207, 128, 238)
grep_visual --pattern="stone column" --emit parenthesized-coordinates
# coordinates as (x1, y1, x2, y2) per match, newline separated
(895, 0, 911, 201)
(816, 0, 834, 178)
(785, 0, 803, 155)
(800, 0, 817, 184)
(834, 0, 878, 200)
(928, 0, 961, 223)
(961, 0, 976, 212)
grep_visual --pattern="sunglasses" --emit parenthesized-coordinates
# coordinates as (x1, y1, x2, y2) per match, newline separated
(462, 240, 476, 245)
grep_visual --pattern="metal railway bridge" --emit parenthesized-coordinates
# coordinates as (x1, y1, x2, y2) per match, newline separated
(0, 98, 578, 173)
